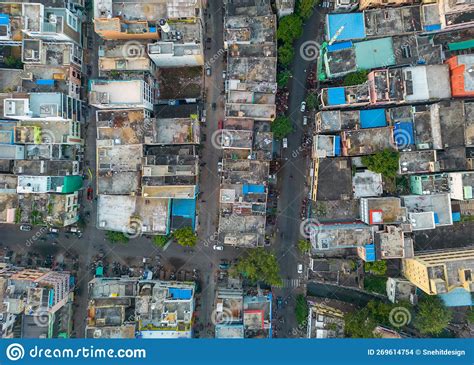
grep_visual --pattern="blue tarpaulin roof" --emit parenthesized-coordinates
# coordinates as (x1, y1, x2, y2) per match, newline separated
(452, 212, 461, 222)
(327, 41, 353, 52)
(393, 122, 415, 147)
(334, 136, 341, 156)
(360, 109, 387, 128)
(243, 184, 265, 194)
(327, 13, 366, 41)
(364, 244, 376, 262)
(327, 87, 346, 106)
(36, 79, 55, 85)
(434, 213, 439, 224)
(424, 24, 442, 32)
(0, 14, 10, 25)
(169, 288, 192, 300)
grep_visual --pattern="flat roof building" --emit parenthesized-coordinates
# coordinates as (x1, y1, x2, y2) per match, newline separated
(403, 248, 474, 295)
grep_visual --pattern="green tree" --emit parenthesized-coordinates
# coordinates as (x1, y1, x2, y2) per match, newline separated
(106, 231, 129, 244)
(172, 227, 197, 247)
(295, 294, 309, 325)
(297, 239, 311, 254)
(344, 309, 377, 338)
(414, 296, 452, 335)
(230, 248, 282, 287)
(305, 92, 318, 110)
(296, 0, 319, 20)
(277, 14, 303, 44)
(364, 260, 387, 276)
(278, 43, 295, 67)
(343, 70, 368, 86)
(4, 55, 22, 69)
(361, 149, 400, 178)
(467, 308, 474, 324)
(271, 116, 293, 140)
(153, 235, 171, 248)
(277, 70, 292, 88)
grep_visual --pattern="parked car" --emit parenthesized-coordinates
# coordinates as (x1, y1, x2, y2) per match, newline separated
(87, 186, 93, 201)
(219, 262, 230, 270)
(282, 138, 288, 149)
(297, 263, 303, 274)
(276, 296, 283, 309)
(19, 224, 32, 232)
(303, 116, 308, 126)
(300, 101, 306, 112)
(213, 245, 224, 251)
(48, 227, 59, 233)
(212, 102, 216, 110)
(218, 120, 223, 129)
(222, 71, 226, 79)
(206, 67, 211, 76)
(217, 161, 223, 173)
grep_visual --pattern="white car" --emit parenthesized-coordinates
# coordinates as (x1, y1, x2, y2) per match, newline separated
(300, 101, 306, 112)
(282, 138, 288, 149)
(303, 116, 308, 126)
(213, 245, 224, 251)
(297, 264, 303, 274)
(217, 161, 223, 173)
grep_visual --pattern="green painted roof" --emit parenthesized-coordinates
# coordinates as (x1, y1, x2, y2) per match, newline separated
(61, 175, 83, 193)
(448, 39, 474, 51)
(355, 37, 395, 70)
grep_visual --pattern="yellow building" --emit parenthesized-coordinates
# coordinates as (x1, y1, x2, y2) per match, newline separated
(402, 248, 474, 295)
(359, 0, 418, 10)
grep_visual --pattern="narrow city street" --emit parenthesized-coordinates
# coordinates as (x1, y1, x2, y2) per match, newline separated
(272, 8, 326, 336)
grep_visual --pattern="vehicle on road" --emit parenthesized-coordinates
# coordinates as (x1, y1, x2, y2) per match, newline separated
(297, 263, 303, 274)
(206, 67, 211, 76)
(282, 138, 288, 149)
(213, 245, 224, 251)
(222, 71, 226, 79)
(300, 101, 306, 112)
(303, 116, 308, 126)
(87, 186, 93, 201)
(219, 261, 230, 270)
(277, 296, 283, 309)
(48, 227, 59, 233)
(218, 120, 223, 129)
(212, 102, 216, 110)
(217, 161, 223, 173)
(19, 224, 32, 231)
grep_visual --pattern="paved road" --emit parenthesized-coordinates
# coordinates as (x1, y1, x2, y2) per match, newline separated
(272, 8, 326, 337)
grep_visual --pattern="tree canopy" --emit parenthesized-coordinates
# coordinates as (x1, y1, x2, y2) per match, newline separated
(297, 239, 312, 254)
(277, 70, 292, 89)
(362, 149, 400, 178)
(295, 294, 309, 325)
(364, 260, 387, 276)
(277, 14, 303, 44)
(230, 248, 282, 287)
(296, 0, 318, 20)
(305, 92, 318, 110)
(414, 296, 452, 335)
(278, 43, 295, 67)
(271, 116, 293, 140)
(172, 227, 197, 247)
(343, 70, 368, 86)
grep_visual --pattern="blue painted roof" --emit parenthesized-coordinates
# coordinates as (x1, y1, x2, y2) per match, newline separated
(171, 198, 196, 229)
(434, 213, 439, 224)
(243, 184, 265, 194)
(334, 136, 341, 156)
(393, 121, 414, 147)
(327, 41, 353, 52)
(327, 87, 346, 106)
(440, 288, 474, 307)
(360, 109, 387, 129)
(168, 288, 193, 300)
(327, 13, 366, 41)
